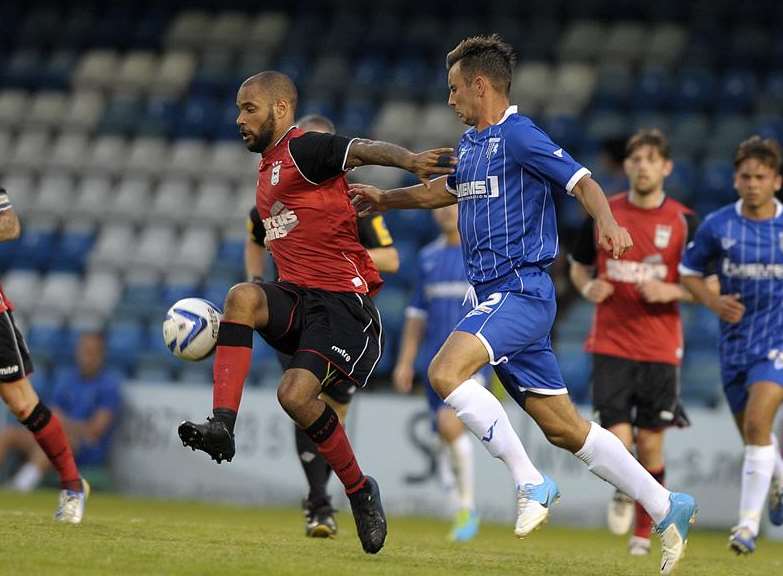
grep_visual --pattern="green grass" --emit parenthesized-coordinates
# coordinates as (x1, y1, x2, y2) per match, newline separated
(0, 490, 780, 576)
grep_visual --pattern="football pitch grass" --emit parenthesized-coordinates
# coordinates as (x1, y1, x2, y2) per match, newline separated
(0, 490, 780, 576)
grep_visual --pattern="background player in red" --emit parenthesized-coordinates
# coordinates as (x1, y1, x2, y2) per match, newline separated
(0, 187, 89, 523)
(178, 71, 454, 554)
(245, 113, 400, 539)
(569, 130, 697, 556)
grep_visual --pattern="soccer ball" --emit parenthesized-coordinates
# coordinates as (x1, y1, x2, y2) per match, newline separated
(162, 298, 222, 361)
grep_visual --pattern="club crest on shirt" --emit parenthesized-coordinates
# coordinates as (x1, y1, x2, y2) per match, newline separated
(486, 138, 501, 160)
(654, 224, 672, 249)
(721, 237, 737, 250)
(271, 160, 282, 185)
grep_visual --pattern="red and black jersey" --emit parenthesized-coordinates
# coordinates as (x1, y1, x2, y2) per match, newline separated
(255, 127, 383, 295)
(571, 193, 697, 366)
(247, 208, 394, 251)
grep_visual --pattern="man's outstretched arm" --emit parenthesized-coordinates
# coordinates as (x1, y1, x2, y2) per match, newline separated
(350, 177, 457, 215)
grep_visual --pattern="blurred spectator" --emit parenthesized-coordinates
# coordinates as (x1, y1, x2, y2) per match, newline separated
(598, 137, 629, 195)
(0, 332, 121, 491)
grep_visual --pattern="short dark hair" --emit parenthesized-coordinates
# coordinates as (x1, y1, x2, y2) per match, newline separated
(446, 34, 516, 95)
(625, 129, 671, 160)
(297, 114, 336, 134)
(734, 135, 783, 172)
(242, 70, 298, 114)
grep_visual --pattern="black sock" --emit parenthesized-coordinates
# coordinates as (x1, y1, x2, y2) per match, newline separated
(295, 423, 332, 509)
(212, 408, 237, 434)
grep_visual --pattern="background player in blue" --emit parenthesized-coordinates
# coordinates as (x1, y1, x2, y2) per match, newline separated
(680, 136, 783, 554)
(393, 203, 483, 542)
(351, 34, 696, 575)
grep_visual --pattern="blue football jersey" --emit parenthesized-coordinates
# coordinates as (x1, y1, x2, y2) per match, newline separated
(680, 199, 783, 366)
(445, 106, 590, 288)
(407, 238, 471, 364)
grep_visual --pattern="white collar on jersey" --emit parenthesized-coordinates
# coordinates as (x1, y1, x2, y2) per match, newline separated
(734, 198, 783, 218)
(497, 105, 517, 125)
(470, 105, 518, 140)
(272, 125, 297, 149)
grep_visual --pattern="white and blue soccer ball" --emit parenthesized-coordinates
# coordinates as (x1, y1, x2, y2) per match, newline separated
(162, 298, 222, 361)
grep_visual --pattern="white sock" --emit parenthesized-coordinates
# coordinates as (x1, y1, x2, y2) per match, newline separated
(449, 433, 475, 511)
(771, 434, 783, 481)
(11, 462, 43, 492)
(445, 379, 543, 487)
(437, 442, 460, 513)
(738, 444, 776, 536)
(575, 422, 671, 524)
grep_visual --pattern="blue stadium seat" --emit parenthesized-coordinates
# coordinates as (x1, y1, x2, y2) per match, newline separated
(2, 49, 44, 90)
(667, 158, 697, 204)
(631, 67, 673, 111)
(541, 115, 583, 154)
(700, 159, 736, 205)
(385, 58, 430, 101)
(202, 280, 232, 311)
(672, 68, 716, 112)
(106, 321, 146, 370)
(40, 50, 78, 91)
(211, 239, 245, 279)
(138, 96, 179, 138)
(175, 96, 219, 140)
(115, 282, 163, 320)
(717, 70, 758, 114)
(338, 99, 376, 137)
(48, 231, 96, 273)
(190, 50, 237, 97)
(27, 322, 65, 358)
(96, 94, 144, 136)
(53, 327, 80, 364)
(162, 282, 203, 307)
(11, 228, 58, 271)
(350, 55, 387, 99)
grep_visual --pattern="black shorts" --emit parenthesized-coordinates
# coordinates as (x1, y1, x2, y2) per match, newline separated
(592, 354, 689, 430)
(274, 350, 356, 404)
(258, 281, 383, 396)
(0, 310, 33, 383)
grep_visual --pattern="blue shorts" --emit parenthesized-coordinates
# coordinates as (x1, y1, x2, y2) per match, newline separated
(454, 268, 567, 407)
(722, 356, 783, 413)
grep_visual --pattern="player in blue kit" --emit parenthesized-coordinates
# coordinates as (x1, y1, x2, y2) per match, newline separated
(351, 34, 696, 575)
(393, 203, 484, 541)
(680, 136, 783, 554)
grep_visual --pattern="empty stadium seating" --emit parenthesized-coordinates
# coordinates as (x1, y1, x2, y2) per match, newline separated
(2, 0, 774, 405)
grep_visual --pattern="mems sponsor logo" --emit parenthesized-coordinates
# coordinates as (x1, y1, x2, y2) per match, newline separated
(456, 176, 500, 199)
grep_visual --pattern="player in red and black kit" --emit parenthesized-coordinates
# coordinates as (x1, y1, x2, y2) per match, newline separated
(0, 188, 89, 522)
(245, 113, 399, 539)
(569, 130, 698, 556)
(178, 71, 454, 554)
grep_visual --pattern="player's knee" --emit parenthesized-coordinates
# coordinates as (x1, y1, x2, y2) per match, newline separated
(224, 282, 268, 322)
(742, 417, 770, 445)
(0, 380, 37, 420)
(276, 377, 308, 417)
(5, 395, 37, 421)
(541, 419, 587, 452)
(427, 360, 458, 399)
